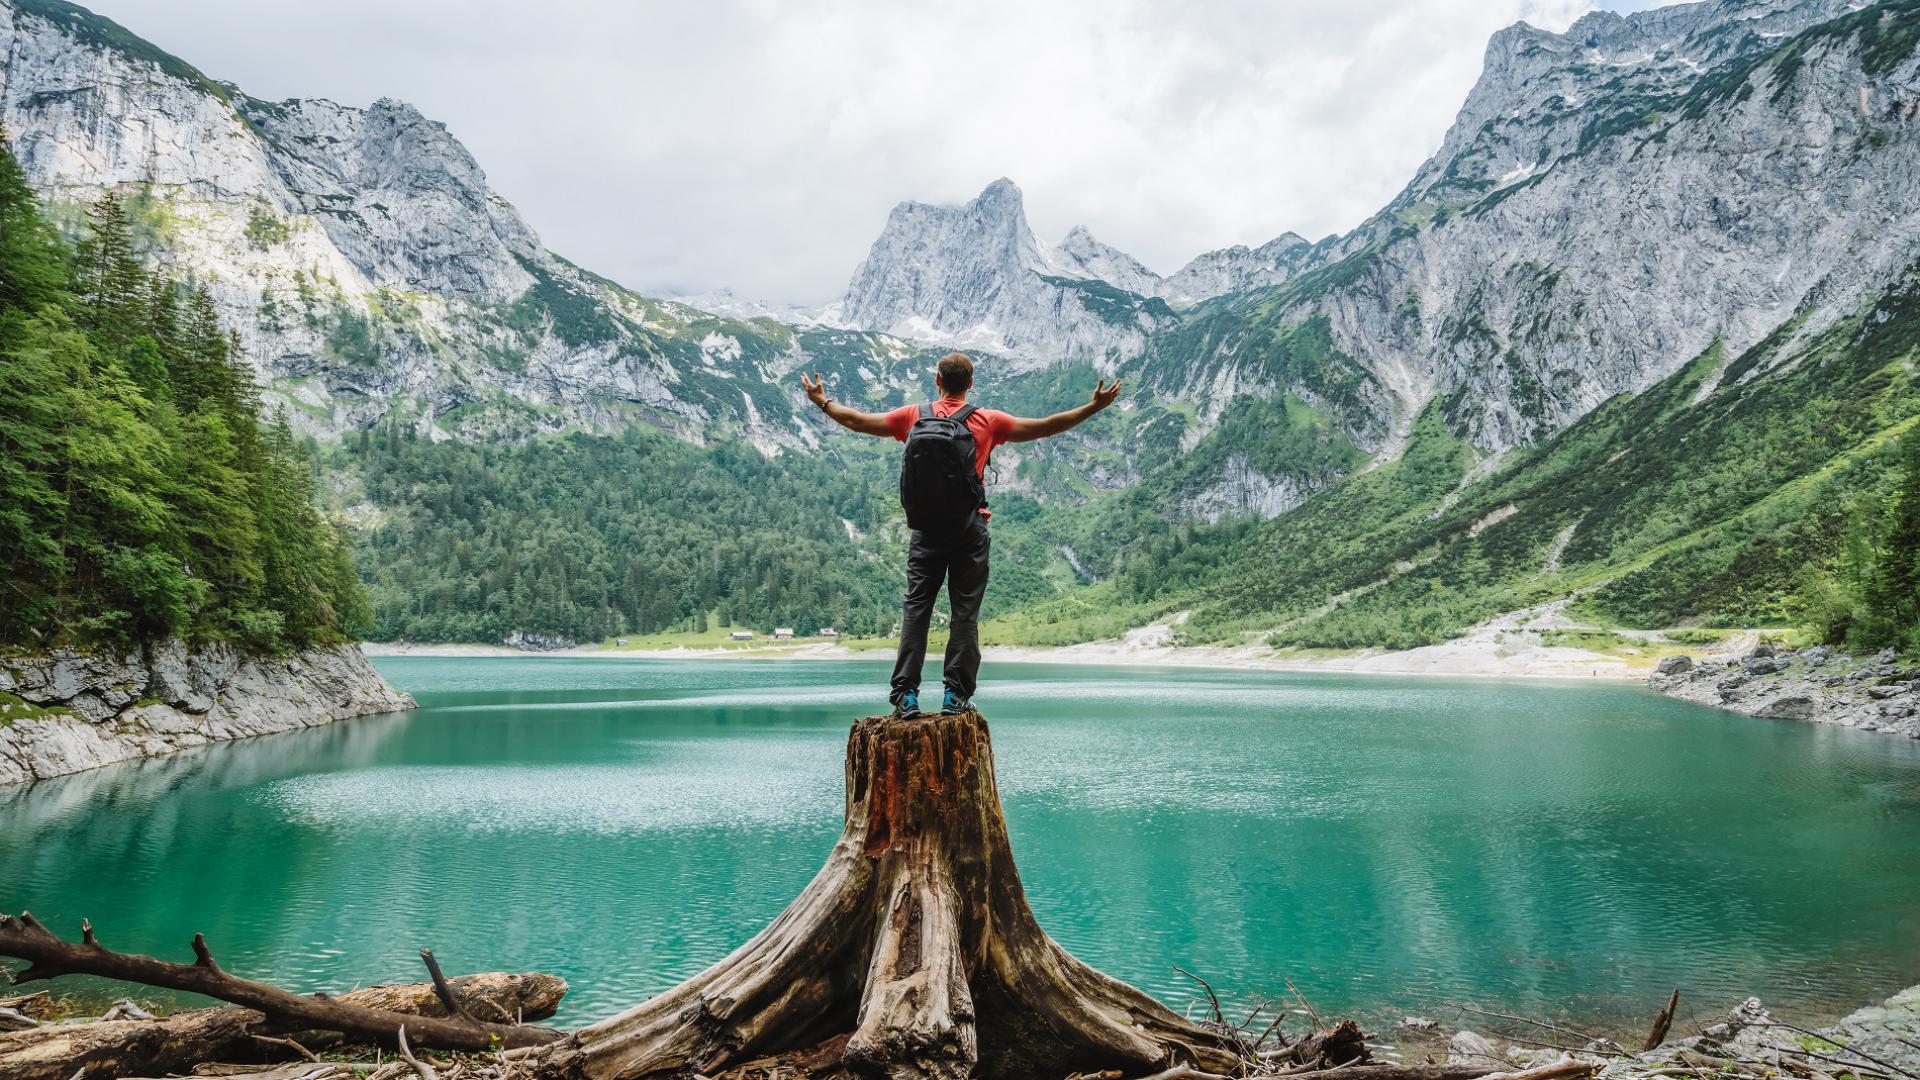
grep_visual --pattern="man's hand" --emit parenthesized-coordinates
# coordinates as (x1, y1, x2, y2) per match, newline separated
(803, 372, 894, 436)
(1008, 378, 1125, 443)
(801, 371, 830, 410)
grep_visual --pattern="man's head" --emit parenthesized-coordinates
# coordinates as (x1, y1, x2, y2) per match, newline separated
(936, 352, 974, 397)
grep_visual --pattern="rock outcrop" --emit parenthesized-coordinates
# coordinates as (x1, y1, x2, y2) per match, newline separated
(0, 642, 414, 785)
(1649, 644, 1920, 739)
(1154, 231, 1313, 307)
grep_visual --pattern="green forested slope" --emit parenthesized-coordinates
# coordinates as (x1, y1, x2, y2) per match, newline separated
(0, 127, 364, 650)
(337, 421, 1082, 644)
(988, 265, 1920, 653)
(327, 269, 1920, 654)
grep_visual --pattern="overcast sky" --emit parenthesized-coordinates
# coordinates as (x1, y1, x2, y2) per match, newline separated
(89, 0, 1656, 305)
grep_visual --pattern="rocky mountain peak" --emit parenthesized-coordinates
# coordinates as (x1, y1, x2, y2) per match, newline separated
(1047, 224, 1162, 296)
(840, 178, 1173, 363)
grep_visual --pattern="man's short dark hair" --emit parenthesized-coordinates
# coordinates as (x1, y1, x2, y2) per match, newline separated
(936, 352, 974, 394)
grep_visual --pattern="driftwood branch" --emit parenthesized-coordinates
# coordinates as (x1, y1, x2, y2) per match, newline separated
(0, 969, 566, 1080)
(1643, 988, 1680, 1052)
(396, 1025, 440, 1080)
(1174, 966, 1228, 1029)
(0, 913, 560, 1053)
(418, 950, 468, 1023)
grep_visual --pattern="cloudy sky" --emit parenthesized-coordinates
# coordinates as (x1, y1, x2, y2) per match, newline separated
(90, 0, 1656, 305)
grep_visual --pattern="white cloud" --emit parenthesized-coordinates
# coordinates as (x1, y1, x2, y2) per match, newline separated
(82, 0, 1634, 303)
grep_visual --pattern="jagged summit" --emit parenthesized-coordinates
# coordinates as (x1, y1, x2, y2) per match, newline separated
(1048, 224, 1162, 296)
(834, 174, 1319, 358)
(838, 178, 1175, 363)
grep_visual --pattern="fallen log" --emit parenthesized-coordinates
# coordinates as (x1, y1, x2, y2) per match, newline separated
(0, 914, 563, 1055)
(0, 966, 567, 1080)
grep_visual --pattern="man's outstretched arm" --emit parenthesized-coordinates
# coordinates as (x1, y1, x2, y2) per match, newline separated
(802, 372, 893, 437)
(1006, 379, 1123, 443)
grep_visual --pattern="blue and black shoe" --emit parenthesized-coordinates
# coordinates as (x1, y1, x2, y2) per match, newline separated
(941, 687, 972, 715)
(891, 689, 921, 719)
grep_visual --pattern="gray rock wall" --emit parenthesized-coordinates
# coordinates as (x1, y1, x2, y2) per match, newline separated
(0, 642, 413, 786)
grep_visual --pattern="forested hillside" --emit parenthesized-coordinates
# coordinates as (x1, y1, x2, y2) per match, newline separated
(0, 126, 365, 650)
(992, 269, 1920, 654)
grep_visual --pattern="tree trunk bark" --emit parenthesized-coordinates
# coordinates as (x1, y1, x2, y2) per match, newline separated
(537, 711, 1238, 1080)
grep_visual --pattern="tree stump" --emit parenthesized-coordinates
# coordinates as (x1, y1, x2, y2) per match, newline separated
(541, 710, 1236, 1080)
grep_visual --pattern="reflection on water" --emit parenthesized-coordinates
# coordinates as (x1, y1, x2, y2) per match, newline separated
(4, 657, 1919, 1029)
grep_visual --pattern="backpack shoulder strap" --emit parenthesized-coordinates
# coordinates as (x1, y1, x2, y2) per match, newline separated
(949, 403, 979, 424)
(919, 402, 934, 421)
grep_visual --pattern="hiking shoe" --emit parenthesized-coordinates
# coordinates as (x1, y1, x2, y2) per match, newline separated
(941, 687, 972, 715)
(891, 690, 921, 719)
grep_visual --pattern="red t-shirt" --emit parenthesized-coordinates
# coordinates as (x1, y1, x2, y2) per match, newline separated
(886, 399, 1016, 518)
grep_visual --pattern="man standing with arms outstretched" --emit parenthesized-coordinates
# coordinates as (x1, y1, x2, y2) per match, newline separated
(802, 352, 1122, 717)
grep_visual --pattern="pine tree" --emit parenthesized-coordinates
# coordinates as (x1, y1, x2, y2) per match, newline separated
(174, 283, 233, 410)
(74, 190, 146, 358)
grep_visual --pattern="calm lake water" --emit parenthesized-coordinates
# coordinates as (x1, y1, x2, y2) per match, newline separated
(5, 657, 1920, 1031)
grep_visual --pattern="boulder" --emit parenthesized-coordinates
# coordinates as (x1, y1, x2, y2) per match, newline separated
(1448, 1030, 1502, 1066)
(1657, 655, 1693, 675)
(1869, 684, 1910, 700)
(1756, 695, 1817, 720)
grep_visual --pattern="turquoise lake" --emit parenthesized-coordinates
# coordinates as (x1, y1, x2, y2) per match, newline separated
(4, 657, 1919, 1031)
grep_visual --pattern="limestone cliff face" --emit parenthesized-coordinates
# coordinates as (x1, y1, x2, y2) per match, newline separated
(0, 0, 926, 447)
(1143, 0, 1920, 455)
(0, 642, 415, 785)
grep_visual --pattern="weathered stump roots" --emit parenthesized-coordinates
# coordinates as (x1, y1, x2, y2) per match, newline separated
(540, 711, 1236, 1080)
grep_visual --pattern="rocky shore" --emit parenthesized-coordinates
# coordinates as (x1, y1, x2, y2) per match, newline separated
(0, 641, 414, 786)
(1404, 984, 1920, 1080)
(1647, 641, 1920, 739)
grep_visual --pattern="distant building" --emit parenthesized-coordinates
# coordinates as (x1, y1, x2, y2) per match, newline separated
(616, 638, 628, 646)
(819, 627, 838, 639)
(773, 627, 795, 640)
(729, 631, 754, 641)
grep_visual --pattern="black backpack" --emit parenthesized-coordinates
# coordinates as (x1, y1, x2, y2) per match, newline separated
(900, 403, 985, 540)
